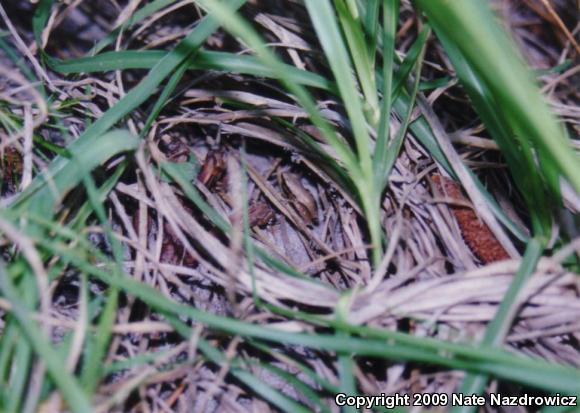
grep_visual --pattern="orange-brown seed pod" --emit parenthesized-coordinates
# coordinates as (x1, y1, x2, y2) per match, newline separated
(432, 175, 509, 264)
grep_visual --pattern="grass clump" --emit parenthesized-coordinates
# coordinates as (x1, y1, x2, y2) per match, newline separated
(0, 0, 578, 411)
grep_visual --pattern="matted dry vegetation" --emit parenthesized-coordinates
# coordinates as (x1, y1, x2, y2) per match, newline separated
(0, 1, 579, 412)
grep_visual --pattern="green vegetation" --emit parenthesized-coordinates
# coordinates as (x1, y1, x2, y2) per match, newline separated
(0, 0, 578, 411)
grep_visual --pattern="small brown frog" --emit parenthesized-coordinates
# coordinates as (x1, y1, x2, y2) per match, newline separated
(279, 171, 318, 225)
(198, 150, 227, 188)
(248, 201, 275, 228)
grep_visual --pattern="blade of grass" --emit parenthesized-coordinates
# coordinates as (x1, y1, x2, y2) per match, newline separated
(0, 323, 17, 407)
(373, 0, 399, 184)
(249, 339, 412, 413)
(416, 0, 580, 195)
(0, 264, 36, 413)
(336, 294, 357, 413)
(49, 50, 335, 91)
(226, 369, 312, 413)
(81, 287, 118, 394)
(0, 261, 93, 413)
(10, 130, 139, 226)
(140, 59, 189, 137)
(67, 162, 127, 231)
(78, 171, 127, 395)
(452, 237, 545, 413)
(0, 321, 16, 395)
(334, 0, 380, 123)
(0, 37, 37, 84)
(246, 362, 333, 413)
(362, 0, 380, 60)
(419, 76, 453, 91)
(391, 25, 430, 102)
(304, 0, 372, 171)
(103, 348, 174, 376)
(248, 341, 339, 395)
(4, 319, 32, 413)
(31, 0, 53, 49)
(379, 36, 425, 191)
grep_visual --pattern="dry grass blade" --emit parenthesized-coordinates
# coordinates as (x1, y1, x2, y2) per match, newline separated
(0, 0, 578, 411)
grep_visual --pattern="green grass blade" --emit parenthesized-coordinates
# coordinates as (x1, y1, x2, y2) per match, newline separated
(140, 60, 189, 137)
(5, 321, 32, 413)
(392, 24, 430, 102)
(373, 0, 399, 184)
(0, 262, 93, 413)
(226, 369, 312, 413)
(168, 320, 315, 413)
(452, 237, 545, 413)
(10, 130, 139, 223)
(78, 171, 126, 394)
(416, 0, 580, 195)
(248, 341, 339, 394)
(67, 162, 127, 230)
(103, 348, 174, 376)
(336, 303, 357, 413)
(81, 288, 118, 394)
(49, 50, 335, 91)
(304, 0, 373, 170)
(0, 37, 37, 83)
(0, 323, 18, 409)
(32, 0, 53, 46)
(362, 0, 380, 59)
(334, 0, 379, 123)
(49, 50, 167, 72)
(247, 362, 332, 413)
(380, 40, 425, 190)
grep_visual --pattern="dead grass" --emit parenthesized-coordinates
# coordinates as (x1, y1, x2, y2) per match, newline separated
(0, 0, 579, 412)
